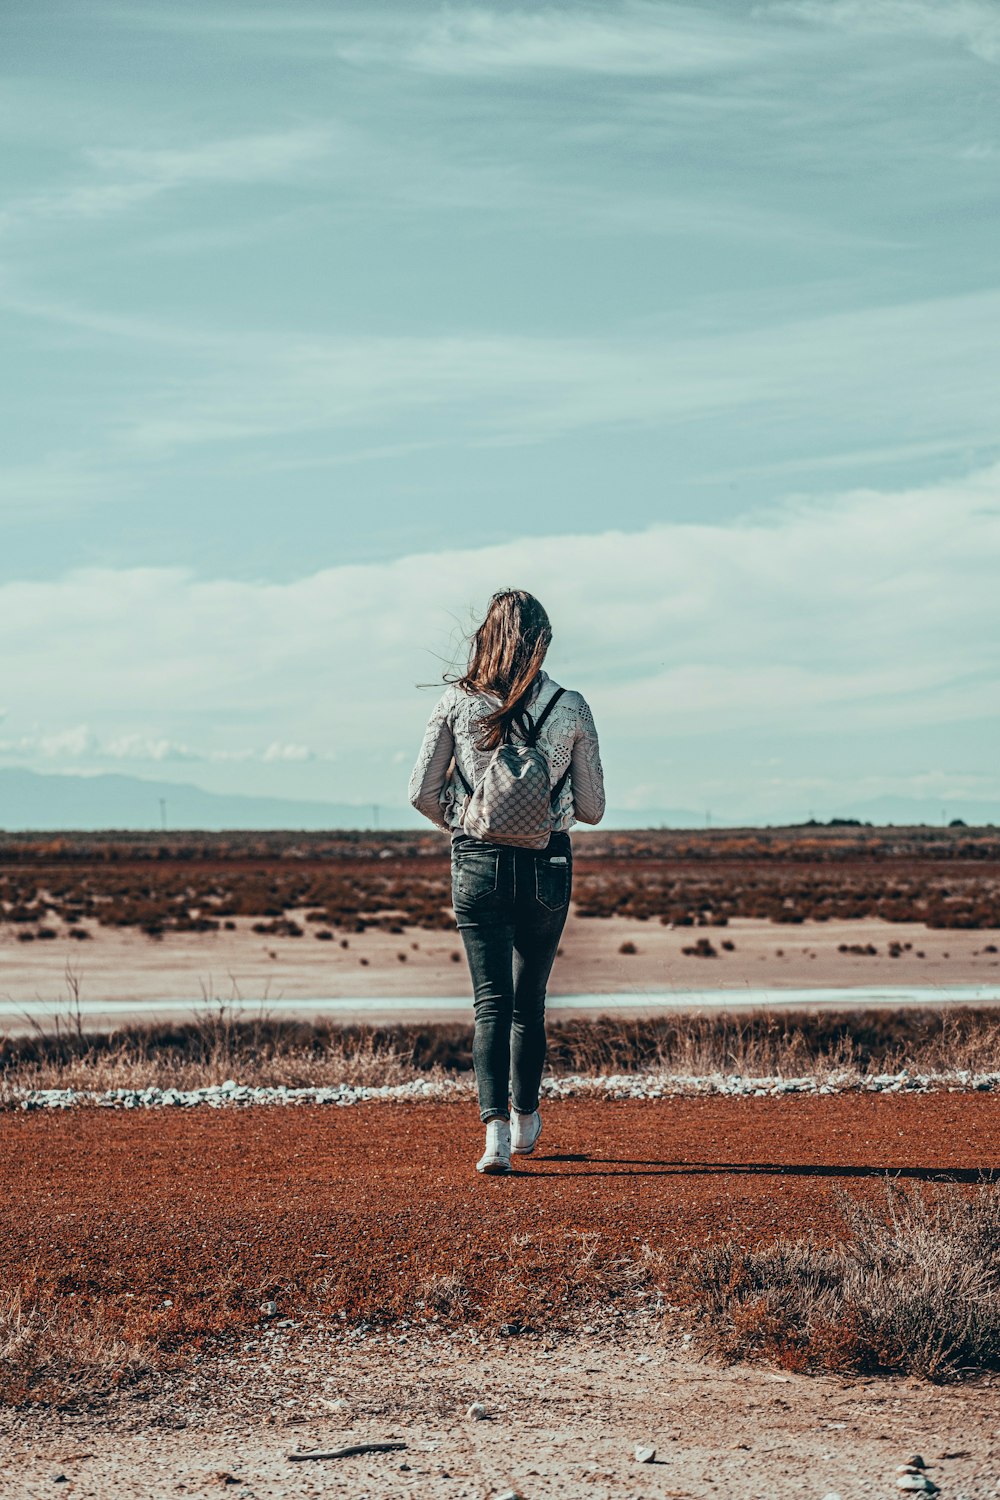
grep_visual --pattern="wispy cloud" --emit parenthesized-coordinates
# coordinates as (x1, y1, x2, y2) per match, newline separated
(0, 727, 321, 766)
(101, 287, 1000, 460)
(91, 5, 367, 35)
(764, 0, 1000, 64)
(83, 128, 337, 187)
(86, 0, 1000, 79)
(3, 285, 998, 518)
(96, 2, 792, 76)
(0, 452, 126, 513)
(384, 4, 792, 77)
(262, 741, 316, 763)
(1, 726, 100, 760)
(0, 126, 337, 235)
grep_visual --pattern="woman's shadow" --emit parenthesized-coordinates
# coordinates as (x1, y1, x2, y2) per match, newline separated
(530, 1153, 999, 1183)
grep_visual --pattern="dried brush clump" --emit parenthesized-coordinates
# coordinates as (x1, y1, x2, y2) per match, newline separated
(682, 1181, 1000, 1380)
(413, 1234, 666, 1334)
(0, 1289, 156, 1406)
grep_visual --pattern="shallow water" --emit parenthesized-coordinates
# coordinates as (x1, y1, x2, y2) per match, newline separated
(4, 983, 1000, 1032)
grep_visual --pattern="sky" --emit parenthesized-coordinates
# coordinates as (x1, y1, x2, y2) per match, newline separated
(1, 0, 998, 825)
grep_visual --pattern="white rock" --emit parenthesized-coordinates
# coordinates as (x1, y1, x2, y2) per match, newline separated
(897, 1478, 938, 1494)
(466, 1402, 488, 1421)
(260, 1300, 278, 1318)
(634, 1444, 656, 1463)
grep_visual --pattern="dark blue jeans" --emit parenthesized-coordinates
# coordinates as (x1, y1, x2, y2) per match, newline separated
(451, 830, 572, 1123)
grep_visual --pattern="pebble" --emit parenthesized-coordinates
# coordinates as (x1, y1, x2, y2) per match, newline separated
(495, 1491, 525, 1500)
(260, 1301, 278, 1318)
(634, 1444, 656, 1464)
(15, 1069, 1000, 1111)
(466, 1402, 488, 1421)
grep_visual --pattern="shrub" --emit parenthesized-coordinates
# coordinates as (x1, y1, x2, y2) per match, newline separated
(682, 1182, 1000, 1381)
(681, 938, 718, 958)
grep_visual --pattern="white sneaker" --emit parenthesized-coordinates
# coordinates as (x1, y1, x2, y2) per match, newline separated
(476, 1118, 512, 1175)
(511, 1108, 542, 1155)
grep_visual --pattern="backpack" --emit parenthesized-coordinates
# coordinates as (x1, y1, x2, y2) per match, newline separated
(454, 687, 571, 850)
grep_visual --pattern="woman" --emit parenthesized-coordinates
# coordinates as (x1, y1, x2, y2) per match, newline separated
(408, 589, 605, 1175)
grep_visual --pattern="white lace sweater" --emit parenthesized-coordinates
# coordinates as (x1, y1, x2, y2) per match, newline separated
(408, 671, 606, 835)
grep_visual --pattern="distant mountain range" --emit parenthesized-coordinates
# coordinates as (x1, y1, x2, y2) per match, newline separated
(0, 767, 402, 832)
(0, 766, 996, 832)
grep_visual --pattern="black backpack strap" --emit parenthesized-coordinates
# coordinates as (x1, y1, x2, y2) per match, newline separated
(529, 686, 570, 804)
(550, 762, 571, 806)
(525, 687, 565, 746)
(452, 758, 473, 795)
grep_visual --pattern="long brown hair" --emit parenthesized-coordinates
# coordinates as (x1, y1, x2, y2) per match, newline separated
(456, 589, 552, 750)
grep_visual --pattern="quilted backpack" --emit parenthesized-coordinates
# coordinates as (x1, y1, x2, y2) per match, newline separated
(454, 687, 571, 850)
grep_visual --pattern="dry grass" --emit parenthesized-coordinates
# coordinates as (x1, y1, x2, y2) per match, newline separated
(0, 998, 431, 1099)
(682, 1181, 1000, 1380)
(412, 1233, 666, 1334)
(5, 1006, 1000, 1100)
(543, 1010, 1000, 1080)
(0, 1286, 157, 1406)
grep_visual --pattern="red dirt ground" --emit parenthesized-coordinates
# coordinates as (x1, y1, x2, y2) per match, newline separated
(4, 1096, 1000, 1353)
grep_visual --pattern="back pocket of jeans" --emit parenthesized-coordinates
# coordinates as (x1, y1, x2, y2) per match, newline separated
(452, 847, 500, 906)
(535, 854, 570, 911)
